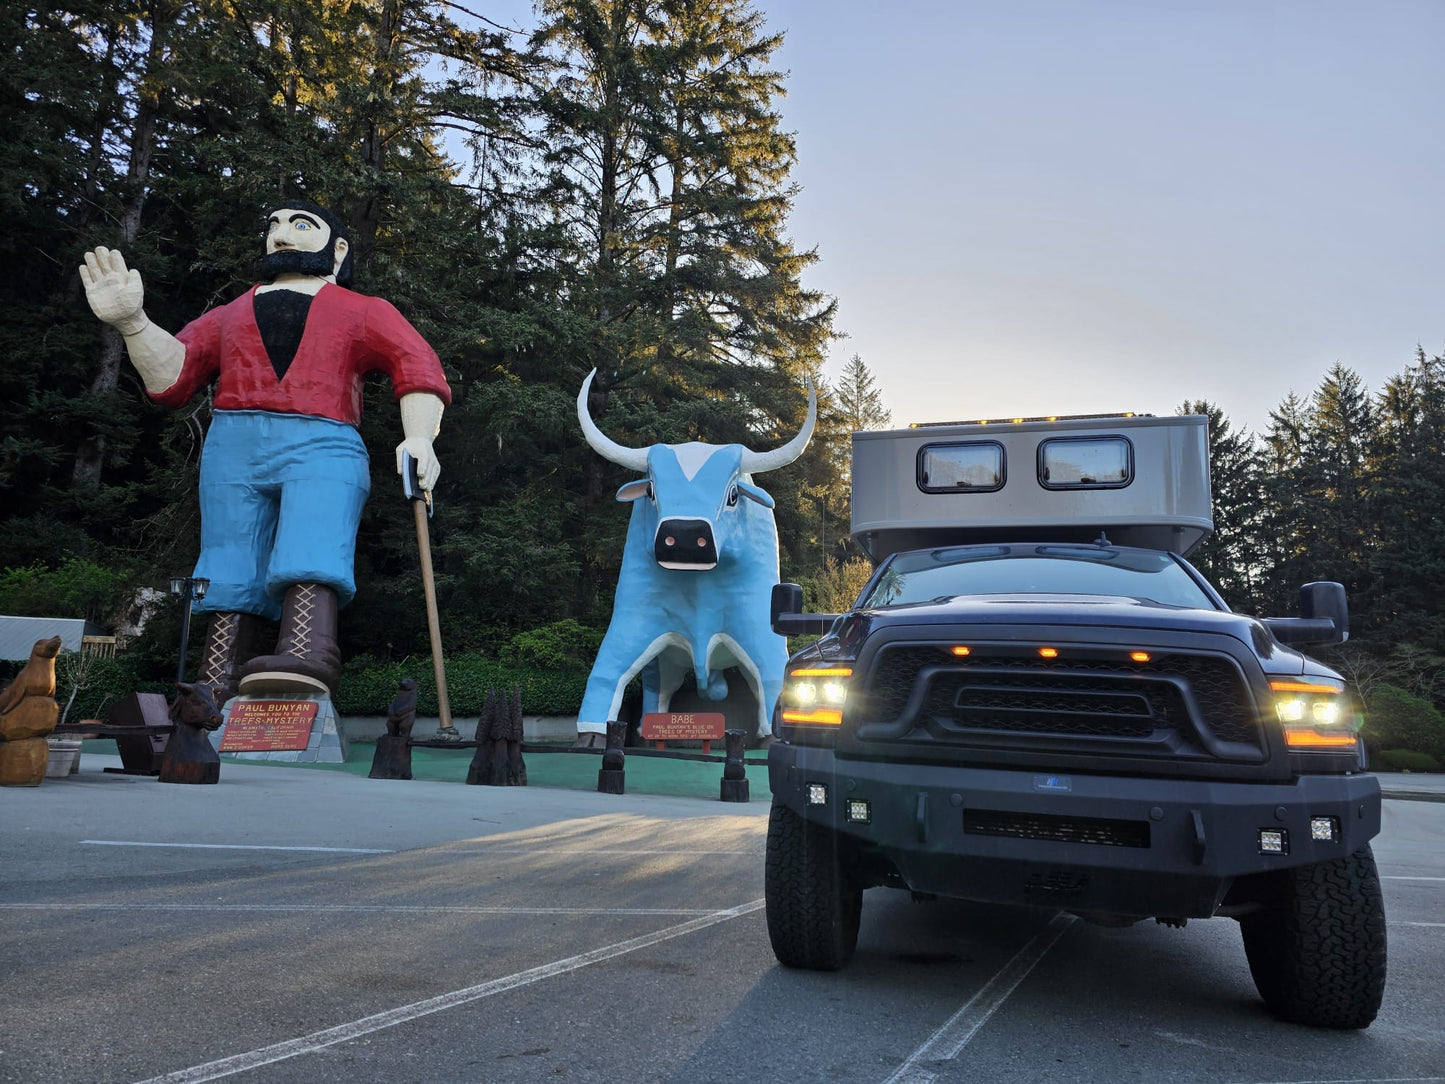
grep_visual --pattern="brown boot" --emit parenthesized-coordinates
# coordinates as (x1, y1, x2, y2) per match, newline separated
(238, 583, 341, 696)
(196, 612, 261, 706)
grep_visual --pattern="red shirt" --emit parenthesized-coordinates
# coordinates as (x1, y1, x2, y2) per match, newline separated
(155, 283, 451, 425)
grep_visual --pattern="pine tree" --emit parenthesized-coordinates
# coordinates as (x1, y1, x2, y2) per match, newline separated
(836, 354, 891, 433)
(1177, 400, 1264, 612)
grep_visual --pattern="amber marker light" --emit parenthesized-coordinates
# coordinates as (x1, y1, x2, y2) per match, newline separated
(791, 667, 853, 678)
(951, 646, 971, 656)
(1130, 651, 1151, 663)
(1038, 647, 1059, 658)
(1269, 681, 1342, 694)
(780, 707, 843, 725)
(1283, 729, 1358, 748)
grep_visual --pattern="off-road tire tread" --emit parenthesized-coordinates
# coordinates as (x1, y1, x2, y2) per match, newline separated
(1241, 845, 1387, 1029)
(765, 802, 862, 970)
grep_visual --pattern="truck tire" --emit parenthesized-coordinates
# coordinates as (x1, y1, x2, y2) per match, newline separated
(1240, 846, 1387, 1029)
(765, 802, 862, 970)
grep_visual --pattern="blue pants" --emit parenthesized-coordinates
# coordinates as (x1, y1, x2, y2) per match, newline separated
(192, 410, 370, 619)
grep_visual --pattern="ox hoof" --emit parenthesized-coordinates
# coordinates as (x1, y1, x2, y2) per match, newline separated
(573, 732, 606, 750)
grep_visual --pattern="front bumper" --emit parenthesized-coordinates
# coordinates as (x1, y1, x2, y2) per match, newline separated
(768, 742, 1382, 918)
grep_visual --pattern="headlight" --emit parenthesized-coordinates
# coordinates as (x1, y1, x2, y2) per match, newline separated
(781, 666, 851, 726)
(1270, 679, 1358, 750)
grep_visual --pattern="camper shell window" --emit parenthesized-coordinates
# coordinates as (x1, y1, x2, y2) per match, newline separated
(917, 441, 1006, 493)
(1038, 436, 1133, 489)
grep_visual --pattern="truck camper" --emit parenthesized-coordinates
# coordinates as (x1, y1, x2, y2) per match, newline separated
(765, 412, 1384, 1029)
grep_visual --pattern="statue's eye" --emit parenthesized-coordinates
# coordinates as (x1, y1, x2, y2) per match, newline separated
(296, 220, 312, 230)
(727, 485, 739, 507)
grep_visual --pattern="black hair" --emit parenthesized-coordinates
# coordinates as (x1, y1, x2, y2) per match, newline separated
(265, 199, 354, 286)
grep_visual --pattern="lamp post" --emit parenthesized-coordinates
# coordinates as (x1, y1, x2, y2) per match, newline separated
(169, 576, 210, 684)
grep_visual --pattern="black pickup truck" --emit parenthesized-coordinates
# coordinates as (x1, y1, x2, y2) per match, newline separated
(765, 540, 1385, 1029)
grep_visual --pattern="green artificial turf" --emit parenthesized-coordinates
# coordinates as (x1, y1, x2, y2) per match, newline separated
(85, 739, 771, 801)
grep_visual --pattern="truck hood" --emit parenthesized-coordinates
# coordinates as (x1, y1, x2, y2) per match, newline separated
(822, 593, 1316, 675)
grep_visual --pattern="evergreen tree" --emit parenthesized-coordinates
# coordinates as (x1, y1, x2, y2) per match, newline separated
(836, 353, 892, 434)
(1177, 400, 1264, 612)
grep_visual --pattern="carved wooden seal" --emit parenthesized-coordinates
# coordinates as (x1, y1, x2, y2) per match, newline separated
(0, 636, 61, 716)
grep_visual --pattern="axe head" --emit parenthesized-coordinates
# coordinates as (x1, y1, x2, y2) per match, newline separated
(401, 450, 433, 517)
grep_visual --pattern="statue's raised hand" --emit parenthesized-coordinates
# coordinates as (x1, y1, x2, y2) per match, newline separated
(79, 247, 148, 335)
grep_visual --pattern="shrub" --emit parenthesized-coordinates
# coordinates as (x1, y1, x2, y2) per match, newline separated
(1373, 749, 1442, 773)
(335, 651, 586, 717)
(54, 652, 169, 721)
(0, 557, 135, 627)
(1362, 683, 1445, 758)
(500, 619, 603, 672)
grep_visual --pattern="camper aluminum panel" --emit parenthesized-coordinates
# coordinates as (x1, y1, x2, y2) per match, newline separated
(850, 414, 1212, 561)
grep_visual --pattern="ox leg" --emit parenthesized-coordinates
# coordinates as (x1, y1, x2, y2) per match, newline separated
(652, 652, 690, 715)
(711, 640, 782, 741)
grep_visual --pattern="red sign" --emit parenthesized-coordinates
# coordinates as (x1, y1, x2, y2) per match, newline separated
(220, 700, 319, 752)
(640, 712, 726, 743)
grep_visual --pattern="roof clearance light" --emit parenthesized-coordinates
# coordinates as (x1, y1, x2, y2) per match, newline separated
(1039, 647, 1059, 659)
(951, 646, 971, 656)
(1130, 651, 1151, 663)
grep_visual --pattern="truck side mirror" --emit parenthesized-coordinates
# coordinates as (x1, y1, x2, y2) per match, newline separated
(1300, 581, 1349, 641)
(1262, 581, 1349, 646)
(770, 582, 839, 637)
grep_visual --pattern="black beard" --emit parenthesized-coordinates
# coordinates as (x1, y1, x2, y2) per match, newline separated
(258, 246, 335, 281)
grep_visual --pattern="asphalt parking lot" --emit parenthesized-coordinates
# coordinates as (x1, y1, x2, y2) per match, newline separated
(1, 757, 1441, 1083)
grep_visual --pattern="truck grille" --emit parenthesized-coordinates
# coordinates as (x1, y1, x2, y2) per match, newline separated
(862, 645, 1260, 752)
(964, 808, 1151, 848)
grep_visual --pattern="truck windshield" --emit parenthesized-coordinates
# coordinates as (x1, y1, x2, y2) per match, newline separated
(861, 545, 1216, 609)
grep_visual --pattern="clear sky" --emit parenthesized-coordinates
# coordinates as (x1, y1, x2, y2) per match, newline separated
(762, 0, 1445, 435)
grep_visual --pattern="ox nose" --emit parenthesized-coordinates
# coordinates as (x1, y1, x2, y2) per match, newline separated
(655, 518, 717, 570)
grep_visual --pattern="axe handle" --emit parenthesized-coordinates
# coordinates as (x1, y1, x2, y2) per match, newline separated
(413, 498, 452, 730)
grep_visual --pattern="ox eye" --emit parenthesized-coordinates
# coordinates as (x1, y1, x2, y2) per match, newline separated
(727, 485, 739, 507)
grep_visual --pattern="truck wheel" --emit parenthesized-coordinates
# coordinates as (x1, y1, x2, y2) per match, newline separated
(1240, 846, 1387, 1029)
(765, 802, 862, 970)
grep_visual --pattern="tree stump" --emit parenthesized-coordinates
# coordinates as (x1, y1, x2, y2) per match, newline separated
(466, 689, 499, 785)
(719, 728, 750, 802)
(597, 720, 627, 794)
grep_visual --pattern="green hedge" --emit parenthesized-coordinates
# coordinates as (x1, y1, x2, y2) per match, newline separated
(54, 653, 171, 722)
(41, 650, 586, 720)
(1362, 683, 1445, 758)
(1373, 748, 1442, 773)
(336, 653, 586, 717)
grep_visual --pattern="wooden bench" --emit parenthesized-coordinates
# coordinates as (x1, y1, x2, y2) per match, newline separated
(53, 692, 173, 775)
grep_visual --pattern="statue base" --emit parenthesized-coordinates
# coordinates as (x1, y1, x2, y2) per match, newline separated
(215, 694, 348, 764)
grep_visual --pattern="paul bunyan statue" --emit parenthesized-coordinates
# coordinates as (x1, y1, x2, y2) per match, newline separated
(80, 201, 452, 702)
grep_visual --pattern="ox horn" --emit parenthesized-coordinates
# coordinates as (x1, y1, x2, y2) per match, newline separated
(740, 376, 817, 475)
(577, 369, 649, 472)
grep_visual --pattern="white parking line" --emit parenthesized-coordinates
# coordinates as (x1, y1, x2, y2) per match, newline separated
(81, 840, 392, 853)
(0, 902, 717, 916)
(882, 912, 1078, 1084)
(132, 899, 765, 1083)
(1384, 876, 1445, 882)
(446, 847, 760, 855)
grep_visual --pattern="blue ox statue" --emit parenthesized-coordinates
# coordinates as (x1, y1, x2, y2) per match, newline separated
(576, 370, 816, 743)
